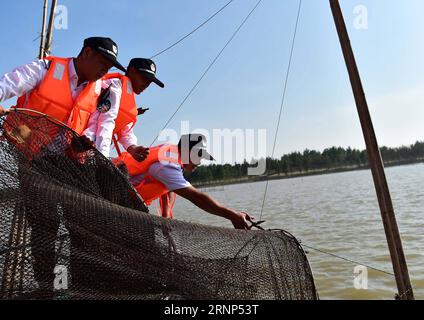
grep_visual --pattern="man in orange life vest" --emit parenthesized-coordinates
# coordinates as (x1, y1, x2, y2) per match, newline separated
(0, 36, 126, 294)
(0, 37, 126, 130)
(118, 134, 254, 230)
(83, 58, 165, 162)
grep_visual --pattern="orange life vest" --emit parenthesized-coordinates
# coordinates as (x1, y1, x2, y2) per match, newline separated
(119, 144, 182, 207)
(103, 73, 138, 139)
(15, 56, 101, 135)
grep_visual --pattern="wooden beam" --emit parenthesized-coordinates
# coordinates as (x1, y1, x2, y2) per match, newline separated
(38, 0, 48, 59)
(329, 0, 414, 300)
(44, 0, 58, 56)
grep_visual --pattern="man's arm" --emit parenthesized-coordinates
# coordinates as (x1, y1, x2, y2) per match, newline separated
(0, 60, 48, 103)
(174, 186, 251, 229)
(119, 123, 149, 162)
(89, 78, 122, 157)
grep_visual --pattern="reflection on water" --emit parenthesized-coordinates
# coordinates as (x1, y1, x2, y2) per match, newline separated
(162, 163, 424, 300)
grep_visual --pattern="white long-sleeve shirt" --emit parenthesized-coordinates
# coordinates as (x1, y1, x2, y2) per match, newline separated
(0, 58, 137, 157)
(83, 77, 138, 157)
(0, 58, 91, 104)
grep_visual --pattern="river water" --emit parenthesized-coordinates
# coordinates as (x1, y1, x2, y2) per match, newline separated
(168, 163, 424, 300)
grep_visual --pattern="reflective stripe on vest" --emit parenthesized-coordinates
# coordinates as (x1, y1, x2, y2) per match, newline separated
(15, 56, 101, 135)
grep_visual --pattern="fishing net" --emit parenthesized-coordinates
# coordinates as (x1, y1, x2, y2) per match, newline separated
(0, 109, 318, 300)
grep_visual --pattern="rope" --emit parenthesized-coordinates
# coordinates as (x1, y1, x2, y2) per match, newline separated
(301, 243, 395, 276)
(150, 0, 236, 59)
(303, 242, 415, 298)
(259, 0, 303, 221)
(149, 0, 263, 147)
(252, 225, 395, 277)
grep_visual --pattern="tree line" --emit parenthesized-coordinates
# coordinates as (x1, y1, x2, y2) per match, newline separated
(186, 141, 424, 184)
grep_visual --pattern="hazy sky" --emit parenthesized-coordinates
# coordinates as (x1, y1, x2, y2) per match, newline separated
(0, 0, 423, 162)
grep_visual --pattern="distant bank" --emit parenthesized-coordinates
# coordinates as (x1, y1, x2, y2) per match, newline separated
(189, 142, 424, 188)
(192, 158, 424, 188)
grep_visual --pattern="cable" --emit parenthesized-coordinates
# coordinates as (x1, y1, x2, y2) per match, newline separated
(150, 0, 235, 59)
(259, 0, 303, 221)
(301, 243, 395, 276)
(259, 225, 395, 277)
(149, 0, 263, 147)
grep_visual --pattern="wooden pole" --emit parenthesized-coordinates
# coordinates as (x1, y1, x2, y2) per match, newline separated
(44, 0, 58, 56)
(38, 0, 48, 59)
(329, 0, 414, 300)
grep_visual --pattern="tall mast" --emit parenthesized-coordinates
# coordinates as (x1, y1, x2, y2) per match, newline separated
(38, 0, 48, 59)
(44, 0, 58, 56)
(329, 0, 414, 300)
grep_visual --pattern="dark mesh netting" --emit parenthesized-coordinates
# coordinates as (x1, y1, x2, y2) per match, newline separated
(0, 109, 318, 300)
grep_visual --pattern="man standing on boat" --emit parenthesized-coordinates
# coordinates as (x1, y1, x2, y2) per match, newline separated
(0, 36, 126, 296)
(83, 58, 165, 162)
(0, 37, 125, 130)
(117, 133, 254, 230)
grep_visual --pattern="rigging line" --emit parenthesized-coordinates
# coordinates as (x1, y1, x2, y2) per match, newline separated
(259, 0, 303, 221)
(149, 0, 263, 147)
(301, 243, 395, 277)
(266, 227, 395, 277)
(150, 0, 236, 59)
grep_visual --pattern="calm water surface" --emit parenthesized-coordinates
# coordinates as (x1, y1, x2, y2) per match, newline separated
(162, 163, 424, 300)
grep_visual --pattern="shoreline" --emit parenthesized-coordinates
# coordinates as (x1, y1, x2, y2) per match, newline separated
(193, 158, 424, 189)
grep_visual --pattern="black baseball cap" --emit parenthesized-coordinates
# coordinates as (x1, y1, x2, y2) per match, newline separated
(128, 58, 165, 88)
(83, 37, 126, 72)
(178, 134, 214, 162)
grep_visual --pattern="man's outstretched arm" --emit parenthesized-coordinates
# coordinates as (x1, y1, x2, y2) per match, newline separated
(174, 186, 252, 229)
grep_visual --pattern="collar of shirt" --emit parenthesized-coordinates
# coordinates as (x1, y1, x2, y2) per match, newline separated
(69, 59, 88, 99)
